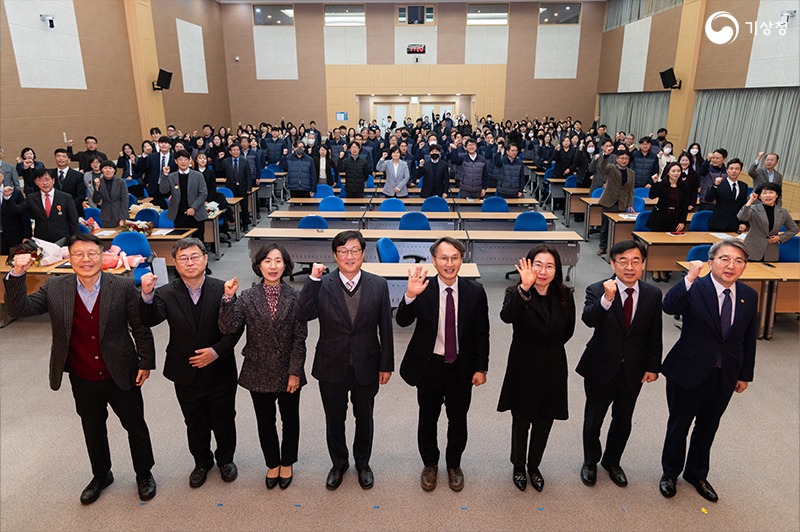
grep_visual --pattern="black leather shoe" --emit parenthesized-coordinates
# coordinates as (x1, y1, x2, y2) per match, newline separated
(512, 468, 527, 492)
(136, 473, 157, 501)
(80, 472, 114, 505)
(265, 475, 279, 490)
(189, 463, 213, 488)
(357, 466, 374, 490)
(326, 466, 347, 491)
(683, 474, 718, 502)
(602, 463, 628, 487)
(580, 463, 597, 486)
(659, 475, 677, 498)
(279, 466, 293, 490)
(219, 462, 238, 483)
(528, 467, 544, 492)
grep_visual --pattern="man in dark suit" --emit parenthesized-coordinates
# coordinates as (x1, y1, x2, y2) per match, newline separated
(659, 238, 757, 502)
(577, 240, 662, 488)
(418, 145, 451, 198)
(3, 168, 78, 246)
(52, 148, 86, 216)
(136, 136, 176, 209)
(396, 237, 490, 492)
(221, 144, 252, 229)
(4, 233, 157, 504)
(0, 185, 32, 254)
(297, 230, 394, 491)
(161, 150, 208, 242)
(139, 238, 243, 488)
(705, 158, 749, 233)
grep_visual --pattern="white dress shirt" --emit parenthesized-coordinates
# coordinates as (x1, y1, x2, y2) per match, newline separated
(600, 278, 639, 318)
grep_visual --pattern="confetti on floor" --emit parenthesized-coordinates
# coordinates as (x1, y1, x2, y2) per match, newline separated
(139, 502, 146, 506)
(461, 506, 468, 511)
(537, 507, 544, 511)
(701, 508, 708, 514)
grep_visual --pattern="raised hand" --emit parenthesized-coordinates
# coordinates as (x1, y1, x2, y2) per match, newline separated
(757, 151, 765, 160)
(515, 257, 536, 291)
(12, 253, 34, 275)
(686, 260, 704, 282)
(310, 263, 326, 278)
(602, 278, 617, 301)
(224, 276, 238, 296)
(405, 265, 429, 298)
(714, 177, 724, 186)
(747, 192, 758, 205)
(140, 272, 158, 295)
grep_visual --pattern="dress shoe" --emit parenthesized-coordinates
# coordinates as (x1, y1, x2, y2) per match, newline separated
(602, 463, 628, 487)
(580, 463, 597, 486)
(421, 466, 438, 492)
(597, 248, 607, 255)
(326, 466, 347, 491)
(189, 463, 213, 488)
(219, 462, 238, 483)
(447, 467, 464, 492)
(357, 466, 374, 490)
(80, 472, 114, 505)
(659, 475, 677, 498)
(279, 466, 293, 490)
(683, 474, 718, 502)
(265, 475, 279, 490)
(528, 467, 544, 492)
(136, 473, 157, 501)
(512, 468, 527, 492)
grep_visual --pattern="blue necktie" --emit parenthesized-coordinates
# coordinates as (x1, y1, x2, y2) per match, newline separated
(720, 288, 732, 338)
(233, 158, 238, 174)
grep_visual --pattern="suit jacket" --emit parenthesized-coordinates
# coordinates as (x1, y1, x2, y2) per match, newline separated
(296, 270, 394, 385)
(646, 180, 690, 231)
(92, 176, 129, 228)
(139, 277, 241, 387)
(4, 272, 155, 391)
(376, 158, 410, 197)
(576, 278, 662, 387)
(221, 156, 252, 197)
(661, 275, 757, 392)
(1, 160, 19, 189)
(597, 156, 634, 210)
(0, 188, 32, 251)
(419, 160, 450, 198)
(137, 152, 177, 197)
(748, 162, 783, 189)
(705, 180, 749, 232)
(161, 169, 209, 221)
(52, 167, 86, 216)
(396, 276, 490, 386)
(738, 203, 799, 261)
(8, 189, 79, 243)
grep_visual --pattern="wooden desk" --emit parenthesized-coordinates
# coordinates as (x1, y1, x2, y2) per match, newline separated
(361, 262, 481, 306)
(0, 258, 66, 327)
(579, 197, 655, 241)
(636, 232, 735, 272)
(362, 211, 460, 230)
(249, 187, 260, 220)
(268, 210, 364, 229)
(287, 197, 371, 211)
(606, 211, 704, 249)
(544, 177, 567, 212)
(459, 211, 557, 231)
(452, 197, 538, 212)
(96, 228, 198, 266)
(204, 210, 226, 260)
(563, 187, 590, 227)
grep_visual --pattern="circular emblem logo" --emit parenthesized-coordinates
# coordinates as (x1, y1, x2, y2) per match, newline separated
(705, 11, 739, 45)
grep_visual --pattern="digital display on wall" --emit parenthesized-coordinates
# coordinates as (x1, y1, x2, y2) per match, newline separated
(407, 44, 426, 54)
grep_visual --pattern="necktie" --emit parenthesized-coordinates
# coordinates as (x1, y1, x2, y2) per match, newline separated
(161, 155, 166, 169)
(233, 158, 238, 174)
(623, 287, 634, 330)
(58, 170, 64, 184)
(44, 193, 52, 217)
(720, 288, 732, 338)
(345, 279, 354, 292)
(444, 287, 457, 363)
(731, 182, 737, 196)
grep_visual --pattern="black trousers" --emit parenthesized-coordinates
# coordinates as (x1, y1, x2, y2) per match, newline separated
(250, 390, 301, 469)
(662, 368, 733, 480)
(174, 212, 204, 243)
(510, 414, 553, 470)
(69, 374, 155, 478)
(599, 205, 619, 250)
(416, 356, 473, 469)
(582, 367, 643, 467)
(174, 377, 237, 467)
(345, 189, 365, 199)
(318, 366, 379, 470)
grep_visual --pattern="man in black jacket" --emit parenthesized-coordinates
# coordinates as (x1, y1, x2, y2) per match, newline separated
(67, 135, 108, 173)
(52, 148, 86, 216)
(3, 168, 78, 245)
(0, 186, 32, 254)
(337, 142, 371, 198)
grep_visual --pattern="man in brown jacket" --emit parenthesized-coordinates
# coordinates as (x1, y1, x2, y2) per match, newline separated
(597, 144, 635, 255)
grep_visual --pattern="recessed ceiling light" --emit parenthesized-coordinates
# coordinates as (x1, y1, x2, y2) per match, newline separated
(267, 15, 272, 18)
(566, 6, 571, 10)
(554, 13, 559, 17)
(544, 18, 549, 22)
(277, 20, 281, 23)
(371, 94, 375, 96)
(256, 8, 261, 13)
(399, 94, 403, 96)
(427, 93, 431, 96)
(455, 93, 461, 96)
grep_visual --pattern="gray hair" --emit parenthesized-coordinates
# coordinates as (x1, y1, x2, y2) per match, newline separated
(171, 237, 207, 258)
(708, 238, 749, 260)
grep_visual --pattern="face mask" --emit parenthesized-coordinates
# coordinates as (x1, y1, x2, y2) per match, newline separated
(295, 148, 305, 156)
(663, 147, 671, 154)
(587, 147, 595, 154)
(657, 135, 666, 141)
(430, 154, 440, 161)
(690, 148, 699, 155)
(307, 138, 315, 145)
(429, 140, 437, 146)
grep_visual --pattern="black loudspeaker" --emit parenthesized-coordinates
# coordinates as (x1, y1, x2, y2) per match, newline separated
(153, 69, 173, 91)
(659, 68, 681, 90)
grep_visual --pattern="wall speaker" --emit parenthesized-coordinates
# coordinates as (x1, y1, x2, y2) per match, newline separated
(659, 68, 681, 90)
(153, 69, 173, 91)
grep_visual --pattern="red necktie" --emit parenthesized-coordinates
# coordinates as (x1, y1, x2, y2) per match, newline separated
(444, 287, 457, 363)
(623, 287, 634, 330)
(44, 193, 52, 217)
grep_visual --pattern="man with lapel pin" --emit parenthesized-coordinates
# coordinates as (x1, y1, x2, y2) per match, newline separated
(297, 230, 394, 491)
(658, 238, 757, 502)
(221, 143, 252, 231)
(52, 148, 86, 217)
(3, 168, 78, 246)
(577, 240, 662, 488)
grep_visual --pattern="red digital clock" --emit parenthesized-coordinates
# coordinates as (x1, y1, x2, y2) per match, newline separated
(407, 44, 426, 54)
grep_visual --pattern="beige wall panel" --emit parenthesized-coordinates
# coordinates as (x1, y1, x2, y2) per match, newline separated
(366, 3, 394, 65)
(597, 27, 624, 93)
(643, 7, 682, 92)
(695, 0, 759, 89)
(437, 3, 466, 64)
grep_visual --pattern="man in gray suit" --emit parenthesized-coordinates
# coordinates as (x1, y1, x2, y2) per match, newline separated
(4, 233, 157, 505)
(748, 151, 783, 189)
(0, 146, 20, 189)
(161, 150, 208, 243)
(297, 230, 394, 491)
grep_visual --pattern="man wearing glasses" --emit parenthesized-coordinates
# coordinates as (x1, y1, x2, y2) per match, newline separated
(4, 233, 156, 504)
(139, 238, 243, 489)
(659, 238, 757, 502)
(297, 230, 394, 491)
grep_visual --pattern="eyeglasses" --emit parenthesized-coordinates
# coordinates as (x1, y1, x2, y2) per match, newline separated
(434, 255, 462, 264)
(714, 256, 746, 266)
(533, 262, 556, 272)
(613, 259, 643, 268)
(70, 251, 101, 260)
(176, 254, 205, 264)
(336, 248, 363, 257)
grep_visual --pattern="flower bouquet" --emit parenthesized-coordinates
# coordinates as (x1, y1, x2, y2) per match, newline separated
(79, 216, 101, 234)
(206, 201, 221, 218)
(124, 219, 154, 236)
(5, 241, 43, 267)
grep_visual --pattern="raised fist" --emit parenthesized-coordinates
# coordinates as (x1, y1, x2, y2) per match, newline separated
(602, 278, 617, 301)
(140, 273, 158, 295)
(224, 277, 238, 296)
(311, 263, 326, 278)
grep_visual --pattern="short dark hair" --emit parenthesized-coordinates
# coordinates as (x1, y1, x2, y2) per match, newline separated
(348, 140, 361, 151)
(429, 144, 441, 152)
(99, 160, 115, 170)
(175, 149, 191, 160)
(171, 237, 206, 258)
(54, 148, 68, 156)
(639, 136, 651, 144)
(67, 233, 102, 250)
(158, 136, 171, 144)
(713, 148, 728, 158)
(251, 242, 294, 278)
(86, 154, 102, 165)
(430, 237, 466, 258)
(657, 128, 668, 134)
(332, 230, 365, 253)
(767, 152, 779, 160)
(84, 136, 97, 143)
(202, 124, 213, 130)
(609, 239, 647, 261)
(727, 158, 743, 170)
(755, 182, 782, 197)
(33, 168, 51, 180)
(150, 127, 162, 135)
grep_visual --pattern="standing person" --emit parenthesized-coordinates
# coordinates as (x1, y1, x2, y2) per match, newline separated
(117, 143, 144, 198)
(52, 148, 87, 216)
(136, 136, 176, 209)
(139, 239, 242, 488)
(577, 240, 662, 488)
(162, 150, 208, 243)
(596, 145, 635, 255)
(647, 162, 690, 282)
(748, 151, 783, 189)
(219, 243, 307, 490)
(659, 239, 758, 502)
(738, 184, 798, 262)
(0, 185, 32, 254)
(630, 137, 659, 188)
(337, 141, 370, 198)
(697, 149, 727, 212)
(91, 161, 128, 228)
(705, 158, 748, 233)
(677, 152, 700, 211)
(418, 145, 451, 198)
(376, 147, 410, 198)
(0, 146, 20, 189)
(396, 238, 490, 492)
(4, 234, 157, 504)
(67, 136, 108, 173)
(296, 231, 394, 491)
(279, 141, 317, 198)
(493, 143, 526, 199)
(449, 139, 489, 199)
(3, 168, 78, 246)
(498, 245, 576, 492)
(221, 144, 252, 230)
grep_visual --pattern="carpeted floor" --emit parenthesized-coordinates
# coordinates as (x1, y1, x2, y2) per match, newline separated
(1, 204, 798, 532)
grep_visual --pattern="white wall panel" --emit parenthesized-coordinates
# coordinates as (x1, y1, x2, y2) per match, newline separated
(617, 16, 651, 92)
(746, 0, 800, 88)
(324, 26, 367, 65)
(176, 19, 208, 94)
(465, 25, 509, 64)
(395, 25, 437, 64)
(534, 25, 580, 79)
(253, 26, 298, 80)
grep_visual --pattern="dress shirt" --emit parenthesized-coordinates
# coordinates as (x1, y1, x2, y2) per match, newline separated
(338, 270, 362, 291)
(319, 158, 327, 182)
(41, 190, 54, 211)
(403, 279, 460, 356)
(600, 278, 639, 318)
(726, 178, 739, 195)
(76, 276, 101, 313)
(684, 275, 736, 325)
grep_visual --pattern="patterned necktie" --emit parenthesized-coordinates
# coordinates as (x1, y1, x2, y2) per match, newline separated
(623, 287, 634, 330)
(345, 279, 354, 292)
(444, 287, 457, 363)
(58, 170, 64, 184)
(720, 288, 732, 338)
(161, 155, 166, 169)
(44, 193, 52, 217)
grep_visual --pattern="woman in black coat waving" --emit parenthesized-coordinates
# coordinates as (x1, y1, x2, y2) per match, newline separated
(498, 245, 576, 493)
(219, 243, 308, 490)
(646, 162, 690, 282)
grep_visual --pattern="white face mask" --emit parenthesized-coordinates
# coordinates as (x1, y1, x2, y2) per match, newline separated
(307, 138, 315, 145)
(586, 146, 595, 154)
(663, 147, 671, 154)
(690, 148, 699, 155)
(429, 140, 437, 146)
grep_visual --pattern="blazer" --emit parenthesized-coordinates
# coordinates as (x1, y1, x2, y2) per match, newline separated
(296, 270, 394, 385)
(376, 158, 410, 197)
(92, 176, 129, 228)
(705, 180, 749, 232)
(597, 156, 634, 211)
(161, 170, 209, 222)
(218, 280, 308, 393)
(137, 152, 177, 197)
(1, 160, 19, 189)
(52, 167, 86, 216)
(576, 278, 662, 387)
(0, 188, 32, 250)
(418, 160, 451, 198)
(661, 275, 757, 392)
(748, 162, 783, 189)
(7, 189, 79, 243)
(396, 276, 490, 386)
(4, 272, 155, 391)
(139, 277, 241, 387)
(646, 180, 690, 231)
(738, 203, 799, 261)
(221, 156, 252, 196)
